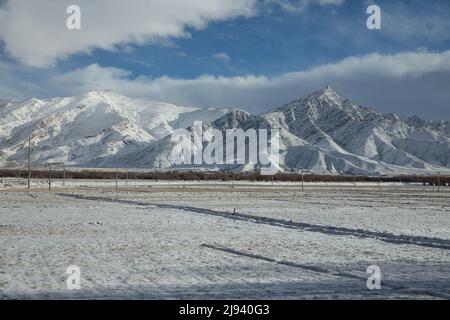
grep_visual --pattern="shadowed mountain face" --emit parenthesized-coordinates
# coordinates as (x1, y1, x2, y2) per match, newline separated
(0, 87, 449, 175)
(254, 87, 450, 174)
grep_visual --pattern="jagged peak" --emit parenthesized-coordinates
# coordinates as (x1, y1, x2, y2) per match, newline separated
(14, 90, 124, 107)
(403, 115, 427, 126)
(75, 90, 187, 109)
(80, 90, 124, 100)
(225, 109, 251, 117)
(385, 113, 400, 122)
(274, 86, 344, 113)
(83, 89, 115, 95)
(306, 85, 342, 102)
(218, 109, 252, 123)
(212, 109, 255, 129)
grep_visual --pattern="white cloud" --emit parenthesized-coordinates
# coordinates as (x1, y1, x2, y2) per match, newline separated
(0, 0, 256, 67)
(1, 50, 450, 120)
(266, 0, 345, 12)
(50, 50, 450, 120)
(381, 1, 450, 42)
(213, 52, 231, 63)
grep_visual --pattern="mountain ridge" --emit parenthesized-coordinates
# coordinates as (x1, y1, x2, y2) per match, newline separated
(0, 88, 449, 175)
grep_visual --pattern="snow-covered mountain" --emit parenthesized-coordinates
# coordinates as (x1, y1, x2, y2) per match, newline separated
(254, 86, 450, 174)
(0, 91, 230, 167)
(0, 87, 449, 175)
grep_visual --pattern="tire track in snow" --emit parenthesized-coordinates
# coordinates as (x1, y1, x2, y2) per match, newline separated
(57, 193, 450, 250)
(200, 244, 450, 300)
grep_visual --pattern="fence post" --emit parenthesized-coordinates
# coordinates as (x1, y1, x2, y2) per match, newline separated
(301, 171, 304, 192)
(116, 168, 119, 190)
(438, 171, 440, 193)
(27, 136, 31, 190)
(63, 165, 66, 187)
(48, 163, 51, 191)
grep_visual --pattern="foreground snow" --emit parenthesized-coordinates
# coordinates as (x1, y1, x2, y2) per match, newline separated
(0, 182, 449, 299)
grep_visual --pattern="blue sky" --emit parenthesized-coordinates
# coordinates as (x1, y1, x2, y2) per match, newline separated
(55, 0, 450, 78)
(0, 0, 449, 119)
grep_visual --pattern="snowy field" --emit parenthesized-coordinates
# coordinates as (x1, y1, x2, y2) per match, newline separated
(0, 179, 449, 299)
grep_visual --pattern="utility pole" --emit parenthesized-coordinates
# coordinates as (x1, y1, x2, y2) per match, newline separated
(27, 136, 31, 190)
(63, 165, 66, 187)
(438, 171, 441, 193)
(125, 168, 128, 186)
(115, 168, 119, 190)
(301, 170, 304, 192)
(48, 163, 52, 191)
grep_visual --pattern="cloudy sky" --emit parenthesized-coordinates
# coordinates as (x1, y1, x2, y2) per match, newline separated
(0, 0, 449, 119)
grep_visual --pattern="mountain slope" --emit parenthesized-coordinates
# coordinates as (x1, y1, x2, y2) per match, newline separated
(0, 88, 448, 175)
(0, 91, 230, 167)
(203, 86, 450, 175)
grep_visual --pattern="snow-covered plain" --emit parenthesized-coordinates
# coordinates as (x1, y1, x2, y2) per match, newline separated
(0, 180, 449, 299)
